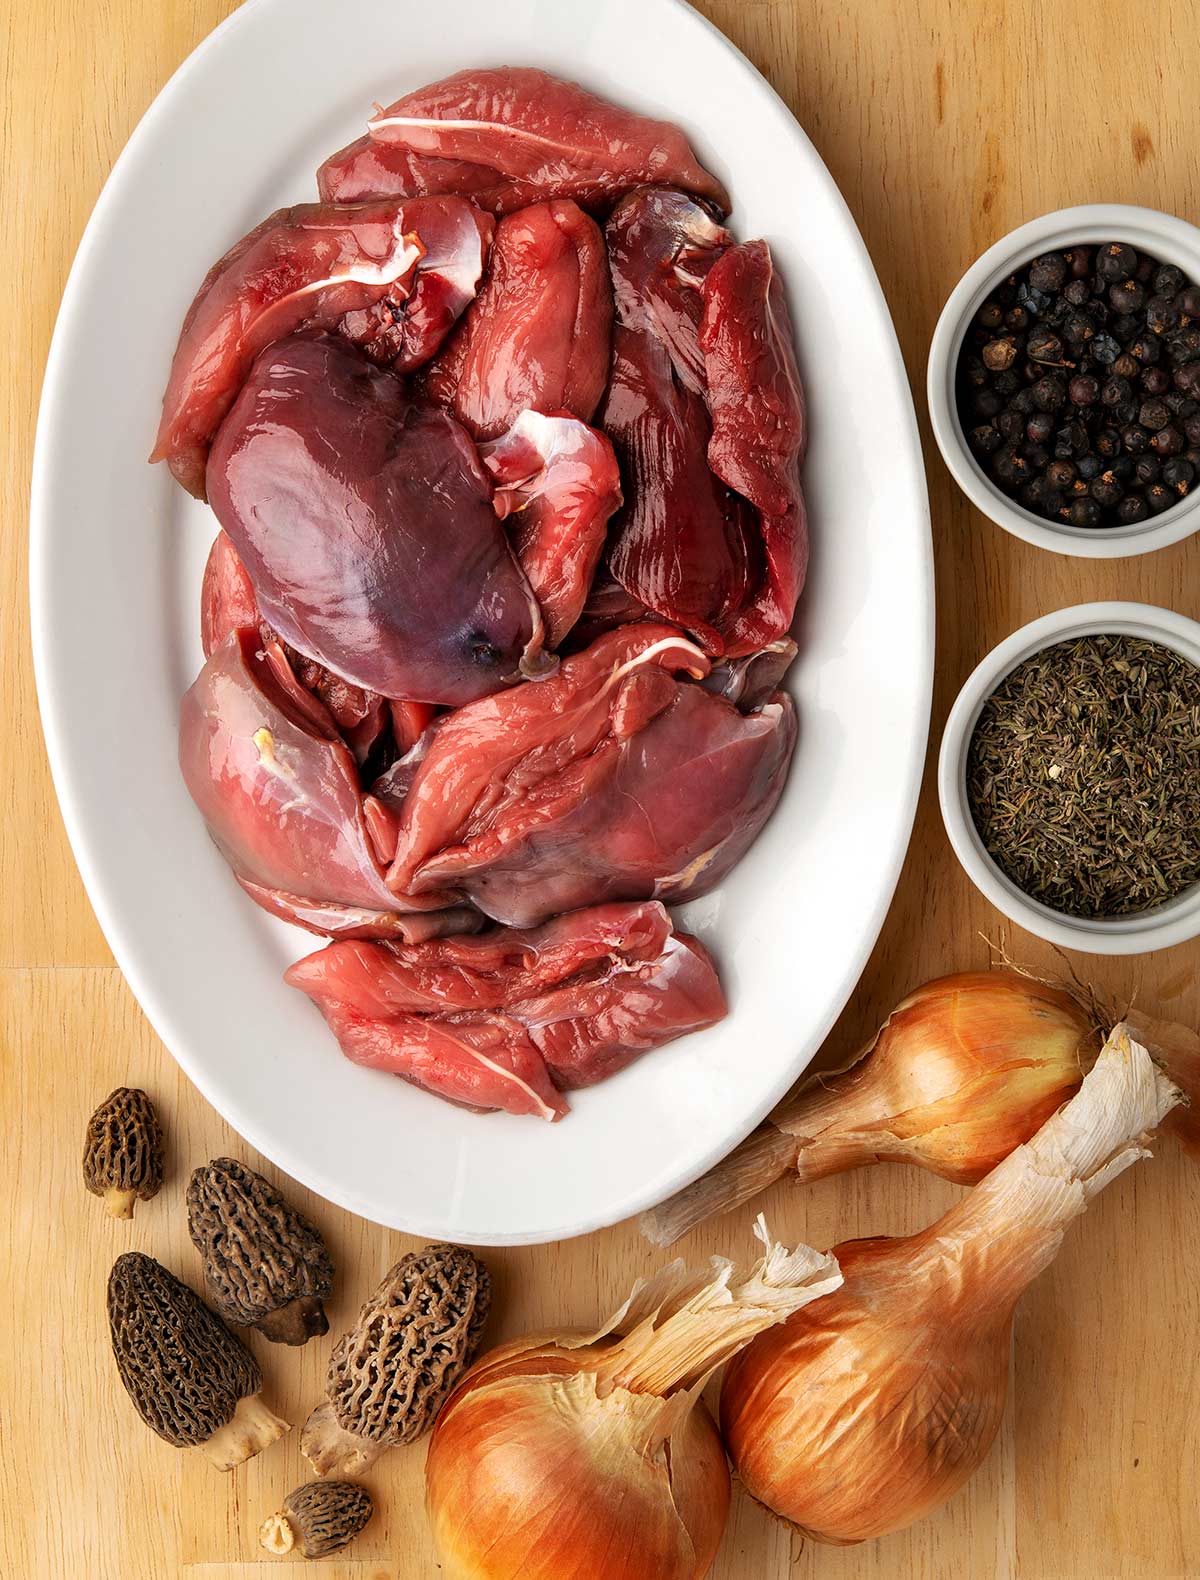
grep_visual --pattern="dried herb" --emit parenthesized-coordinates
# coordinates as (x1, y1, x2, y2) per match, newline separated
(966, 634, 1200, 917)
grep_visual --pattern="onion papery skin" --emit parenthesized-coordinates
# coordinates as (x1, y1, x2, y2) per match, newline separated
(426, 1342, 730, 1579)
(719, 1236, 1014, 1544)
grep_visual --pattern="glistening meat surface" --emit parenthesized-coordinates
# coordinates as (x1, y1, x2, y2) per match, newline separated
(363, 67, 729, 212)
(151, 196, 492, 498)
(179, 628, 474, 941)
(420, 200, 613, 440)
(207, 335, 546, 706)
(383, 624, 797, 927)
(286, 902, 727, 1117)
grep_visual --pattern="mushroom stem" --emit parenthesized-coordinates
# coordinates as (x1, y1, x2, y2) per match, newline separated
(104, 1187, 138, 1220)
(300, 1401, 383, 1478)
(256, 1295, 330, 1347)
(258, 1512, 296, 1556)
(200, 1392, 290, 1471)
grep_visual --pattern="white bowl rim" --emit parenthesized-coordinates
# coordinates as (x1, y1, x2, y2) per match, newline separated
(927, 202, 1200, 560)
(938, 600, 1200, 955)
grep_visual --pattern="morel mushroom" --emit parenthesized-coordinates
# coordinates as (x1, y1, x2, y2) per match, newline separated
(187, 1158, 333, 1346)
(107, 1252, 289, 1470)
(259, 1480, 374, 1559)
(302, 1243, 490, 1476)
(82, 1088, 164, 1219)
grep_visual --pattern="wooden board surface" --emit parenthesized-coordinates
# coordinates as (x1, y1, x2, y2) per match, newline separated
(3, 0, 1199, 1575)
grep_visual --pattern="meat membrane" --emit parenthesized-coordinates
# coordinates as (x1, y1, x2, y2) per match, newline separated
(600, 325, 761, 654)
(606, 187, 732, 392)
(179, 628, 468, 940)
(382, 623, 796, 927)
(481, 411, 622, 647)
(419, 200, 613, 440)
(206, 334, 546, 706)
(151, 197, 492, 498)
(361, 67, 729, 213)
(285, 901, 727, 1117)
(318, 137, 550, 214)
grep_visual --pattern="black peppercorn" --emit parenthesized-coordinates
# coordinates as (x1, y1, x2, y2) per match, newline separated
(1062, 312, 1095, 346)
(1029, 253, 1068, 292)
(1129, 335, 1160, 364)
(1184, 412, 1200, 446)
(1011, 388, 1036, 415)
(1101, 375, 1131, 407)
(1110, 453, 1135, 481)
(977, 300, 1005, 329)
(1067, 247, 1092, 278)
(1174, 363, 1200, 397)
(1109, 281, 1146, 315)
(1091, 334, 1121, 365)
(1090, 471, 1124, 508)
(1151, 424, 1185, 456)
(996, 410, 1025, 441)
(1146, 482, 1175, 512)
(1163, 457, 1195, 493)
(1095, 428, 1121, 458)
(1111, 352, 1140, 380)
(1135, 455, 1161, 484)
(1067, 497, 1103, 527)
(1139, 399, 1171, 430)
(1097, 242, 1138, 282)
(1116, 494, 1150, 524)
(1031, 375, 1067, 411)
(1063, 279, 1091, 306)
(1026, 411, 1056, 443)
(970, 424, 1004, 455)
(1068, 374, 1100, 405)
(982, 337, 1017, 371)
(1180, 285, 1200, 318)
(1154, 263, 1186, 297)
(1142, 366, 1171, 396)
(1005, 306, 1029, 332)
(1077, 454, 1104, 481)
(1147, 295, 1180, 335)
(1027, 326, 1064, 363)
(1120, 424, 1150, 453)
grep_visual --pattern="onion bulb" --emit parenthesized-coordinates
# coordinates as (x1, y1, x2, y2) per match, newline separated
(425, 1220, 842, 1579)
(720, 1025, 1180, 1544)
(643, 970, 1099, 1246)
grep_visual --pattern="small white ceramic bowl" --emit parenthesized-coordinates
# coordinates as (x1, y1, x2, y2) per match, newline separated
(939, 601, 1200, 954)
(928, 204, 1200, 558)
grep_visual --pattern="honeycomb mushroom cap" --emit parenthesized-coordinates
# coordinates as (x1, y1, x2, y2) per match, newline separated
(186, 1158, 333, 1339)
(107, 1252, 261, 1447)
(262, 1481, 374, 1558)
(82, 1088, 164, 1216)
(329, 1244, 491, 1447)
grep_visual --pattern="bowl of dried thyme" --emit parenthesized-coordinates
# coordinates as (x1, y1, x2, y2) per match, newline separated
(939, 601, 1200, 953)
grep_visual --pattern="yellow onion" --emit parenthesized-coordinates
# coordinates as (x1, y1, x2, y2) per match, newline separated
(425, 1222, 842, 1579)
(720, 1026, 1180, 1545)
(642, 969, 1100, 1246)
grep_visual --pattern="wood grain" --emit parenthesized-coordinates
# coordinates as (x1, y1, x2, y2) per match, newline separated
(3, 0, 1199, 1574)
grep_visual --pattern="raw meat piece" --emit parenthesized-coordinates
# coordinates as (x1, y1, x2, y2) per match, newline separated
(385, 622, 709, 897)
(384, 623, 796, 927)
(207, 334, 546, 706)
(179, 628, 460, 940)
(698, 239, 809, 655)
(200, 530, 261, 658)
(607, 187, 732, 393)
(702, 639, 798, 711)
(285, 901, 727, 1116)
(200, 531, 389, 763)
(237, 880, 482, 944)
(365, 67, 729, 212)
(564, 571, 652, 650)
(318, 136, 545, 213)
(481, 411, 622, 647)
(600, 325, 761, 654)
(700, 239, 808, 512)
(420, 200, 612, 440)
(151, 197, 492, 498)
(390, 700, 438, 755)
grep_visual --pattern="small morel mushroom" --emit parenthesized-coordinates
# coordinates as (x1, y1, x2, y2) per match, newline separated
(259, 1480, 374, 1559)
(107, 1252, 289, 1470)
(302, 1244, 490, 1476)
(187, 1158, 333, 1346)
(82, 1088, 164, 1219)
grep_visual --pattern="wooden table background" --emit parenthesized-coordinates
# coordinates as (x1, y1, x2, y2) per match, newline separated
(4, 1, 1199, 1575)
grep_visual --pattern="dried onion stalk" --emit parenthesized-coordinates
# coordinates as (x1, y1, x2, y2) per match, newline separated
(425, 1220, 842, 1579)
(643, 970, 1098, 1246)
(719, 1025, 1180, 1544)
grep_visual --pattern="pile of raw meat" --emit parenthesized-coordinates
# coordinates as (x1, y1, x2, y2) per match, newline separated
(160, 67, 808, 1121)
